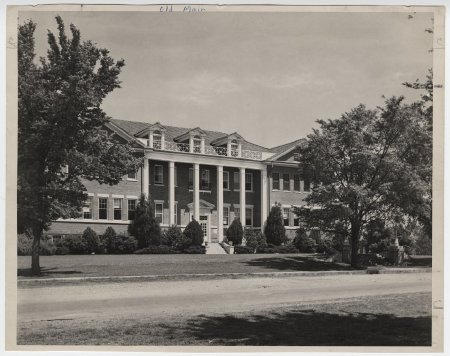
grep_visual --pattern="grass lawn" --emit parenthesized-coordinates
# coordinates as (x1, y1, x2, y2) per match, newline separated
(17, 292, 431, 346)
(18, 253, 352, 279)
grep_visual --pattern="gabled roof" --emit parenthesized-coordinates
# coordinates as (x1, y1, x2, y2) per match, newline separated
(110, 118, 269, 152)
(134, 122, 167, 137)
(174, 127, 207, 142)
(210, 132, 244, 146)
(267, 138, 306, 162)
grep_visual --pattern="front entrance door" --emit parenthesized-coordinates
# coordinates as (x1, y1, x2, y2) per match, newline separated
(199, 215, 209, 242)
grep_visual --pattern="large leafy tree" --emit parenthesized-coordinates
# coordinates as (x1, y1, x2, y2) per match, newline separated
(294, 96, 431, 267)
(18, 17, 141, 274)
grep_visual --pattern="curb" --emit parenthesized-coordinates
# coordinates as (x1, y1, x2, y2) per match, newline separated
(17, 267, 432, 287)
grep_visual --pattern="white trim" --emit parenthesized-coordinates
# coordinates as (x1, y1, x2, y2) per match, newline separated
(87, 193, 94, 197)
(97, 193, 109, 197)
(112, 194, 125, 198)
(126, 195, 139, 199)
(126, 178, 138, 182)
(56, 218, 131, 224)
(233, 204, 254, 208)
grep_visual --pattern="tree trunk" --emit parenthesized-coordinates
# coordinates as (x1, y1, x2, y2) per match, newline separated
(31, 226, 42, 275)
(350, 223, 360, 268)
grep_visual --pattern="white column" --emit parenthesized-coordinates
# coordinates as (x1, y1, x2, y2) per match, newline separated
(200, 138, 205, 154)
(238, 142, 242, 157)
(227, 141, 232, 157)
(261, 167, 268, 232)
(169, 161, 175, 225)
(142, 158, 149, 197)
(148, 131, 154, 148)
(161, 132, 166, 150)
(189, 135, 194, 153)
(217, 165, 224, 242)
(194, 163, 200, 221)
(240, 167, 246, 225)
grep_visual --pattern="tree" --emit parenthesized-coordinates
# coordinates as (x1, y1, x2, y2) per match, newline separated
(294, 97, 431, 267)
(264, 204, 287, 246)
(226, 218, 244, 245)
(82, 227, 100, 254)
(18, 17, 141, 274)
(128, 194, 161, 248)
(183, 219, 204, 246)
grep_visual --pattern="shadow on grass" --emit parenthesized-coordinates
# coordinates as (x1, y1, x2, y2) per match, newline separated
(17, 267, 84, 277)
(164, 309, 431, 346)
(242, 255, 353, 271)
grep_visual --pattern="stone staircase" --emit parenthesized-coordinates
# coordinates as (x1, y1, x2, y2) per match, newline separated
(206, 242, 227, 254)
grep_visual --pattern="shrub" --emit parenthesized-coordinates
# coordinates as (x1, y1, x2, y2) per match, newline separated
(103, 226, 117, 251)
(173, 234, 193, 251)
(108, 235, 137, 254)
(276, 244, 299, 254)
(415, 234, 432, 255)
(17, 234, 32, 256)
(244, 229, 267, 250)
(293, 228, 317, 253)
(183, 219, 204, 246)
(134, 245, 176, 254)
(183, 245, 206, 254)
(128, 194, 161, 248)
(40, 239, 56, 255)
(55, 245, 71, 255)
(162, 225, 183, 247)
(257, 245, 278, 254)
(226, 218, 244, 246)
(234, 245, 255, 254)
(64, 235, 88, 254)
(82, 227, 100, 254)
(264, 204, 287, 246)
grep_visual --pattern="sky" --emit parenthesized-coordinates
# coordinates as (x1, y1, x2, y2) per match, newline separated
(19, 10, 433, 149)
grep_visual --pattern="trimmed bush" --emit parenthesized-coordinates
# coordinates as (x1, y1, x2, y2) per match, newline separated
(82, 227, 100, 254)
(128, 194, 161, 248)
(257, 245, 278, 254)
(234, 245, 255, 254)
(134, 245, 176, 254)
(173, 234, 193, 252)
(415, 234, 432, 255)
(17, 234, 32, 256)
(293, 228, 317, 253)
(40, 239, 56, 255)
(264, 204, 287, 246)
(64, 235, 88, 254)
(226, 218, 244, 246)
(183, 245, 206, 254)
(183, 219, 204, 246)
(162, 225, 183, 247)
(276, 244, 299, 254)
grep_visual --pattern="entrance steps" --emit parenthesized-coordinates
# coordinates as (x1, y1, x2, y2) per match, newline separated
(206, 242, 227, 255)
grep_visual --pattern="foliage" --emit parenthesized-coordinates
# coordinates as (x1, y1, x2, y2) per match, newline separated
(183, 245, 206, 254)
(128, 194, 161, 248)
(293, 228, 317, 253)
(103, 227, 137, 254)
(183, 219, 204, 246)
(63, 235, 88, 254)
(264, 204, 287, 246)
(82, 227, 100, 254)
(294, 96, 432, 267)
(243, 229, 266, 250)
(134, 245, 176, 254)
(234, 245, 255, 254)
(161, 225, 183, 247)
(18, 17, 140, 274)
(226, 218, 244, 245)
(17, 234, 33, 255)
(172, 234, 193, 252)
(414, 234, 432, 255)
(276, 244, 299, 254)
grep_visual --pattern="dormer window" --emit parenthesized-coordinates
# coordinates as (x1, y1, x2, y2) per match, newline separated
(153, 130, 162, 149)
(230, 140, 239, 157)
(193, 135, 202, 153)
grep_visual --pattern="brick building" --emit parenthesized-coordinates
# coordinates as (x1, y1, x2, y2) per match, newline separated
(48, 119, 311, 242)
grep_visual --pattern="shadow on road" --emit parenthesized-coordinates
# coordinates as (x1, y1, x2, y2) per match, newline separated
(168, 309, 431, 346)
(242, 255, 353, 271)
(17, 267, 84, 277)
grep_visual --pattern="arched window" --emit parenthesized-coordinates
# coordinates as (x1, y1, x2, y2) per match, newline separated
(153, 130, 162, 149)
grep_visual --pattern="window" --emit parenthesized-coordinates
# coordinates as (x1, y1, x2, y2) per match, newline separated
(283, 208, 290, 226)
(245, 173, 253, 192)
(201, 169, 210, 190)
(304, 179, 311, 192)
(223, 207, 229, 226)
(83, 197, 93, 219)
(230, 140, 239, 157)
(113, 198, 122, 220)
(193, 136, 201, 153)
(154, 165, 163, 185)
(189, 168, 193, 189)
(128, 199, 137, 220)
(272, 173, 280, 190)
(245, 207, 253, 227)
(127, 171, 137, 180)
(234, 172, 240, 190)
(99, 198, 108, 220)
(293, 212, 300, 226)
(283, 174, 290, 191)
(294, 174, 300, 192)
(234, 207, 240, 220)
(155, 202, 163, 224)
(153, 131, 162, 149)
(223, 171, 230, 190)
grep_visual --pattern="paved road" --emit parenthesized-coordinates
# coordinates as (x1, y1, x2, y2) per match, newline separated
(18, 273, 431, 323)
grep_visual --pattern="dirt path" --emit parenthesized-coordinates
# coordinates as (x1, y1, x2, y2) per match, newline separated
(18, 272, 431, 323)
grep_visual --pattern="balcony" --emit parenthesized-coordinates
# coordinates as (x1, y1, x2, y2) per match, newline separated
(146, 140, 263, 161)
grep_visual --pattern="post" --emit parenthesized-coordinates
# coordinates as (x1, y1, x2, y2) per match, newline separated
(261, 167, 267, 232)
(227, 141, 232, 157)
(217, 165, 224, 241)
(189, 136, 194, 153)
(149, 131, 154, 148)
(169, 161, 175, 225)
(142, 158, 149, 197)
(201, 138, 205, 154)
(194, 163, 200, 221)
(240, 167, 246, 225)
(238, 142, 242, 157)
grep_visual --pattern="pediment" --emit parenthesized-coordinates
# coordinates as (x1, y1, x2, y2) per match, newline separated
(134, 122, 167, 138)
(174, 127, 207, 142)
(210, 132, 244, 146)
(187, 199, 216, 210)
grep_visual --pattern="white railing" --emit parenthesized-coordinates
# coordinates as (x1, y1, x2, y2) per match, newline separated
(150, 140, 263, 161)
